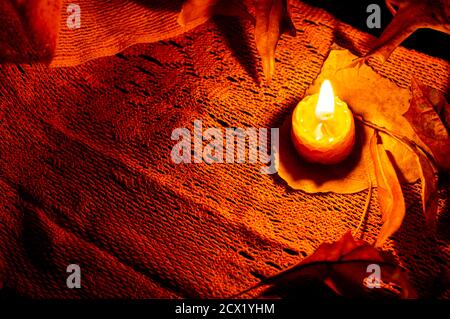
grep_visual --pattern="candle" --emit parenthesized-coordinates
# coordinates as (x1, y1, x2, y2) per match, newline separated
(291, 80, 355, 164)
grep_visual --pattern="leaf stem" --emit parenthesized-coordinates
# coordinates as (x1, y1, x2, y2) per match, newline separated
(355, 178, 372, 237)
(354, 115, 437, 169)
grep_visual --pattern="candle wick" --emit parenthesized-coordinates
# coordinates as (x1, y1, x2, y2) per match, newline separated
(314, 122, 324, 140)
(321, 121, 332, 137)
(317, 112, 334, 122)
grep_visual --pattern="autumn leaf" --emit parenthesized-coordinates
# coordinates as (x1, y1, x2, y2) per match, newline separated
(178, 0, 295, 81)
(404, 79, 450, 172)
(254, 0, 296, 82)
(362, 0, 450, 63)
(235, 232, 415, 298)
(370, 131, 405, 247)
(177, 0, 254, 27)
(401, 79, 449, 227)
(415, 149, 439, 228)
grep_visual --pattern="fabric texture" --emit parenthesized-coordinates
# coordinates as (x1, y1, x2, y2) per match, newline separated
(52, 0, 200, 66)
(0, 0, 62, 63)
(0, 1, 449, 298)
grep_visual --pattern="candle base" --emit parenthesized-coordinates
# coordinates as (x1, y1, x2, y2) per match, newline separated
(291, 123, 355, 164)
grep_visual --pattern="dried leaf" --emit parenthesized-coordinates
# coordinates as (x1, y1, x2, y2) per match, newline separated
(177, 0, 254, 27)
(361, 115, 439, 227)
(404, 79, 450, 172)
(402, 79, 448, 227)
(370, 131, 405, 247)
(354, 178, 372, 236)
(415, 149, 439, 227)
(236, 232, 415, 298)
(426, 85, 450, 128)
(178, 0, 297, 81)
(254, 0, 296, 82)
(363, 0, 450, 63)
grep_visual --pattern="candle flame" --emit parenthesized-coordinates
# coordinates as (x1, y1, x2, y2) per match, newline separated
(315, 79, 335, 121)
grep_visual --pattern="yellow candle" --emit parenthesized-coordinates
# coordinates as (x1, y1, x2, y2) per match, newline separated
(291, 80, 355, 164)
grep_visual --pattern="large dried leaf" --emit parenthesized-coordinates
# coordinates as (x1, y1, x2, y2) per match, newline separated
(370, 131, 405, 247)
(254, 0, 296, 82)
(277, 49, 421, 194)
(363, 0, 450, 63)
(237, 232, 415, 298)
(402, 79, 448, 227)
(178, 0, 295, 81)
(404, 79, 450, 172)
(0, 0, 62, 63)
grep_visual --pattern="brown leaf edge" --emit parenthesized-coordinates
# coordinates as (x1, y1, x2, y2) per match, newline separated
(370, 131, 406, 247)
(415, 149, 439, 228)
(231, 231, 416, 299)
(354, 177, 373, 237)
(402, 79, 448, 228)
(404, 78, 450, 172)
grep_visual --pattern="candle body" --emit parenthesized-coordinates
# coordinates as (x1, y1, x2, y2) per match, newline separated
(291, 94, 355, 164)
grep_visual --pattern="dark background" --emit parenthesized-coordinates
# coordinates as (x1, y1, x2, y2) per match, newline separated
(305, 0, 450, 62)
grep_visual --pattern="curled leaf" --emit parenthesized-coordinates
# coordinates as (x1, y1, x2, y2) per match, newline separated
(415, 149, 439, 228)
(402, 79, 449, 227)
(404, 79, 450, 172)
(370, 131, 405, 247)
(235, 232, 415, 298)
(363, 0, 450, 63)
(354, 177, 372, 236)
(254, 0, 296, 82)
(178, 0, 297, 82)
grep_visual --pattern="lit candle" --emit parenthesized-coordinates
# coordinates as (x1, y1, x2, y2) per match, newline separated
(291, 80, 355, 164)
